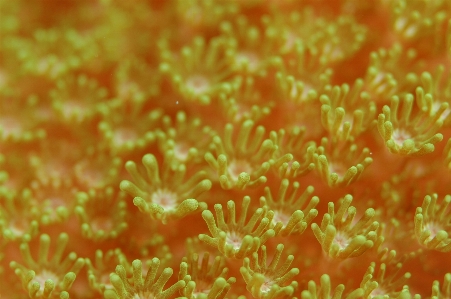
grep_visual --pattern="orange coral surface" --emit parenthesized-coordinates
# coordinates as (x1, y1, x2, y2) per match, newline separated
(1, 0, 451, 298)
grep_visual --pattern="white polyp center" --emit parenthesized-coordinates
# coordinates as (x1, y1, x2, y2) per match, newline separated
(37, 58, 51, 73)
(151, 189, 178, 210)
(392, 128, 412, 147)
(260, 276, 274, 293)
(186, 75, 210, 95)
(226, 231, 244, 250)
(228, 159, 253, 181)
(403, 24, 418, 39)
(273, 210, 291, 227)
(31, 269, 60, 295)
(235, 51, 260, 72)
(425, 221, 443, 240)
(117, 81, 139, 99)
(91, 215, 114, 232)
(184, 6, 202, 24)
(334, 231, 350, 249)
(394, 17, 417, 39)
(75, 161, 104, 188)
(322, 39, 343, 61)
(40, 158, 69, 179)
(193, 279, 213, 296)
(290, 81, 312, 100)
(174, 142, 190, 161)
(372, 71, 385, 85)
(62, 100, 86, 120)
(36, 56, 64, 77)
(340, 113, 354, 130)
(0, 116, 22, 137)
(394, 17, 407, 32)
(372, 72, 394, 95)
(9, 218, 27, 236)
(370, 286, 388, 297)
(328, 160, 347, 177)
(234, 103, 251, 122)
(283, 31, 297, 51)
(113, 127, 138, 146)
(42, 195, 65, 221)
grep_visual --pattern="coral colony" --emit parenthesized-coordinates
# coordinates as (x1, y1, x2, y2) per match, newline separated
(1, 0, 451, 298)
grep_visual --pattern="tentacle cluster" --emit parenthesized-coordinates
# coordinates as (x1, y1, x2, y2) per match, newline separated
(178, 252, 236, 299)
(269, 127, 317, 179)
(159, 36, 233, 105)
(240, 244, 299, 299)
(311, 194, 379, 259)
(313, 138, 373, 187)
(377, 92, 444, 156)
(320, 79, 376, 142)
(199, 196, 275, 259)
(414, 194, 451, 252)
(104, 258, 189, 299)
(359, 262, 413, 299)
(156, 110, 217, 165)
(301, 274, 364, 299)
(120, 152, 211, 224)
(259, 179, 319, 236)
(9, 233, 85, 299)
(204, 120, 276, 190)
(75, 188, 128, 241)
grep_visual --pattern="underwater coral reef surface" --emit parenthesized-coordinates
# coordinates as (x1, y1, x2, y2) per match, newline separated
(1, 0, 451, 298)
